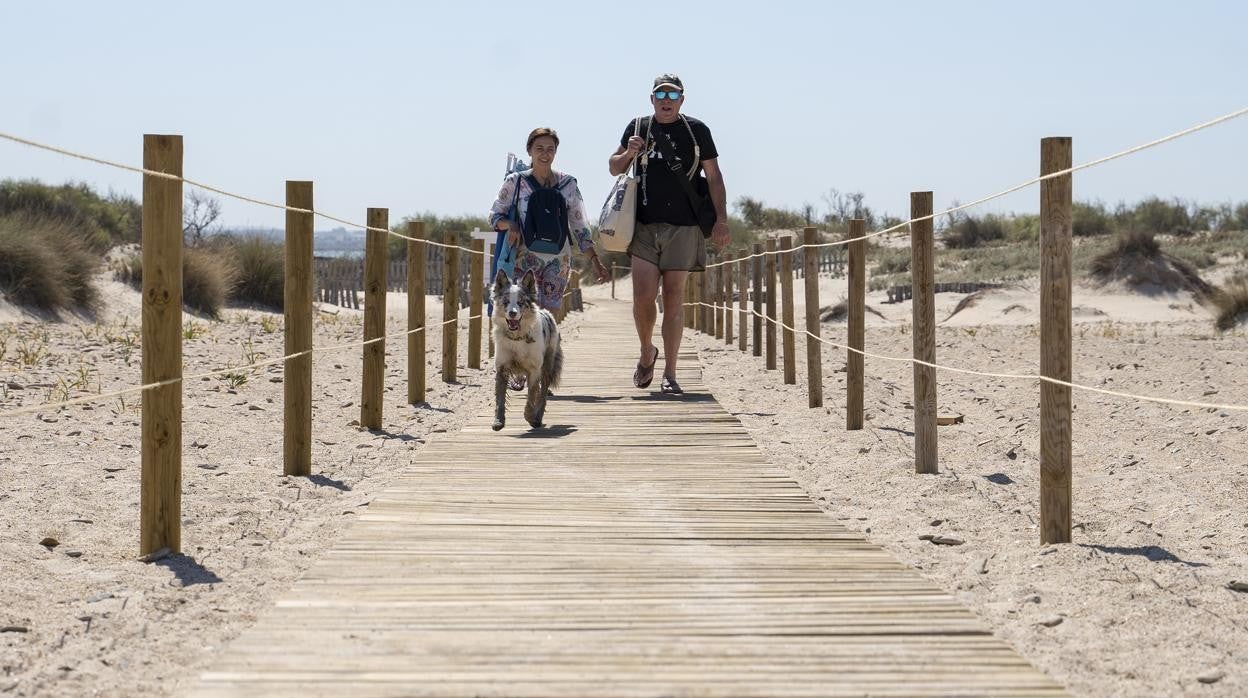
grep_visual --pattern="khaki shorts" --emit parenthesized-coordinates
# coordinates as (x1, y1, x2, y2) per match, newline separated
(629, 222, 706, 272)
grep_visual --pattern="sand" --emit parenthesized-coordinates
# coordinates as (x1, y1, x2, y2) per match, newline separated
(0, 272, 585, 696)
(3, 266, 1246, 697)
(606, 271, 1248, 697)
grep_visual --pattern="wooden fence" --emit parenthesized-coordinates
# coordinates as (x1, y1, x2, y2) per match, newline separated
(314, 249, 473, 309)
(688, 139, 1075, 545)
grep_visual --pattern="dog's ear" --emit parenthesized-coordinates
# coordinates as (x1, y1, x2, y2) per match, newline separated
(521, 270, 537, 295)
(493, 268, 509, 291)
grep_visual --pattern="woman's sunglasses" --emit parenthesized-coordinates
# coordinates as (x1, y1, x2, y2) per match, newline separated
(653, 90, 682, 101)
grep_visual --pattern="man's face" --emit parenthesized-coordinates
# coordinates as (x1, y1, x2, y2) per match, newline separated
(650, 86, 684, 119)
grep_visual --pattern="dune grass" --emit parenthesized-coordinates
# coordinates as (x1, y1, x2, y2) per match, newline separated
(0, 212, 100, 312)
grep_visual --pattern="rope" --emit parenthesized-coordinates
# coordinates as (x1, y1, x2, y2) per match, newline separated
(686, 301, 1248, 413)
(706, 104, 1248, 268)
(0, 130, 484, 257)
(0, 313, 482, 420)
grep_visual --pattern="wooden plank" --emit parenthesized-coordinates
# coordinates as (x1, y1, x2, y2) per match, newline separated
(189, 301, 1064, 698)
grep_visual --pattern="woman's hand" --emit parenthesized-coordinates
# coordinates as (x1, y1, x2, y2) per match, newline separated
(504, 220, 522, 250)
(589, 254, 610, 283)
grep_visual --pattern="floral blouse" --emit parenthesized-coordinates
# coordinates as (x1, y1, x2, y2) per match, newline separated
(488, 170, 595, 263)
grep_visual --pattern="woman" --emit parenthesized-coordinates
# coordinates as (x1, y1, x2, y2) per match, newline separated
(490, 127, 607, 309)
(488, 127, 608, 387)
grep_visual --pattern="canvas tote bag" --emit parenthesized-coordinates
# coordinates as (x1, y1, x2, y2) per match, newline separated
(597, 118, 646, 252)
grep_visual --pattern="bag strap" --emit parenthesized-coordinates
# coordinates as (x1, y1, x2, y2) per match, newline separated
(650, 121, 704, 211)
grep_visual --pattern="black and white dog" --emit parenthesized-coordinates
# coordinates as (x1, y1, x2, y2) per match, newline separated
(491, 269, 563, 431)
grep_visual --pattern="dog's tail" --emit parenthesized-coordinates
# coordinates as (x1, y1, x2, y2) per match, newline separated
(541, 312, 562, 390)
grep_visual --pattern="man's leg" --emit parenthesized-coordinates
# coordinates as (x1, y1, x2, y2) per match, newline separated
(631, 255, 660, 364)
(660, 269, 689, 379)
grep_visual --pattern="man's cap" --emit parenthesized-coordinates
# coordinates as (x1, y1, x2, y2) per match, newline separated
(652, 73, 684, 92)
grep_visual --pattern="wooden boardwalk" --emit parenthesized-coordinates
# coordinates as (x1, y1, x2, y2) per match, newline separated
(189, 301, 1064, 697)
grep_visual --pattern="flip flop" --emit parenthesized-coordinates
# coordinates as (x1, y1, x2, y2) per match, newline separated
(509, 374, 527, 391)
(632, 346, 659, 389)
(660, 375, 684, 395)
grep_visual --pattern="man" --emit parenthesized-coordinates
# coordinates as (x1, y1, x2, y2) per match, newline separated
(608, 73, 730, 395)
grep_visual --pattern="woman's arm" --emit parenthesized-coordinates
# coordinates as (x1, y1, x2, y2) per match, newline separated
(566, 179, 609, 281)
(488, 174, 519, 231)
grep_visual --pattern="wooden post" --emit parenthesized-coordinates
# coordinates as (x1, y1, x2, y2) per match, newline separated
(751, 243, 763, 357)
(407, 222, 426, 404)
(468, 239, 484, 369)
(910, 192, 938, 474)
(558, 270, 570, 322)
(847, 219, 866, 430)
(283, 181, 313, 476)
(765, 238, 778, 370)
(487, 243, 496, 358)
(699, 269, 710, 333)
(737, 254, 748, 353)
(724, 252, 735, 346)
(802, 227, 822, 408)
(713, 263, 723, 339)
(780, 236, 796, 385)
(685, 277, 695, 329)
(571, 271, 582, 312)
(442, 234, 459, 383)
(360, 208, 388, 430)
(611, 264, 617, 300)
(689, 271, 698, 332)
(140, 134, 182, 556)
(1040, 137, 1073, 545)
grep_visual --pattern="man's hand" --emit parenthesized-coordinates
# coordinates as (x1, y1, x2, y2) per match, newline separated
(590, 255, 610, 283)
(625, 136, 646, 158)
(710, 220, 730, 250)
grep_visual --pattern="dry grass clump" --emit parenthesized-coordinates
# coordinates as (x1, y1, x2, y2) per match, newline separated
(1210, 273, 1248, 331)
(213, 234, 284, 309)
(1089, 230, 1212, 297)
(115, 249, 238, 318)
(0, 212, 100, 312)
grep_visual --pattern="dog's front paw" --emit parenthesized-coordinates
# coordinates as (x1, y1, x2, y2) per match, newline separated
(492, 417, 505, 431)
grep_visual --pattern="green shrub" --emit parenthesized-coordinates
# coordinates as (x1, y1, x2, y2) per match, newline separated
(1129, 197, 1193, 236)
(0, 212, 100, 311)
(388, 213, 491, 260)
(1072, 202, 1113, 237)
(874, 247, 910, 275)
(116, 248, 237, 318)
(945, 214, 1007, 248)
(0, 179, 140, 251)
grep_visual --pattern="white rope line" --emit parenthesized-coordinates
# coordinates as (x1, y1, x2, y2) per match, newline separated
(0, 130, 484, 257)
(688, 301, 1248, 413)
(0, 313, 483, 420)
(1, 266, 587, 420)
(706, 104, 1248, 268)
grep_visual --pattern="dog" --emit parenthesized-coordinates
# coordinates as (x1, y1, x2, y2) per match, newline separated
(491, 269, 563, 431)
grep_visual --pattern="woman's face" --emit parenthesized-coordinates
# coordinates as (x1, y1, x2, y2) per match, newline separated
(528, 136, 558, 168)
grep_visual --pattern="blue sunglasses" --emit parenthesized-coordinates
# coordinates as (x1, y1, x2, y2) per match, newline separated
(653, 90, 682, 101)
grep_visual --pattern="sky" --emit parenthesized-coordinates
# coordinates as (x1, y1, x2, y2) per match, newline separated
(2, 1, 1245, 233)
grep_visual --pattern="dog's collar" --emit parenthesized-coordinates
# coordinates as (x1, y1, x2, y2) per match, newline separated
(503, 329, 535, 343)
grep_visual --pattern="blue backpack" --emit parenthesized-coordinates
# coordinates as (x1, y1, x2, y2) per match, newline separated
(515, 173, 569, 255)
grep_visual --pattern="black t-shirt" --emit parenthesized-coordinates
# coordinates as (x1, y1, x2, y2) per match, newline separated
(619, 115, 718, 225)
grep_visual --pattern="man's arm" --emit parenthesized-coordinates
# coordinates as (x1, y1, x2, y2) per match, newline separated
(702, 157, 731, 248)
(608, 145, 633, 176)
